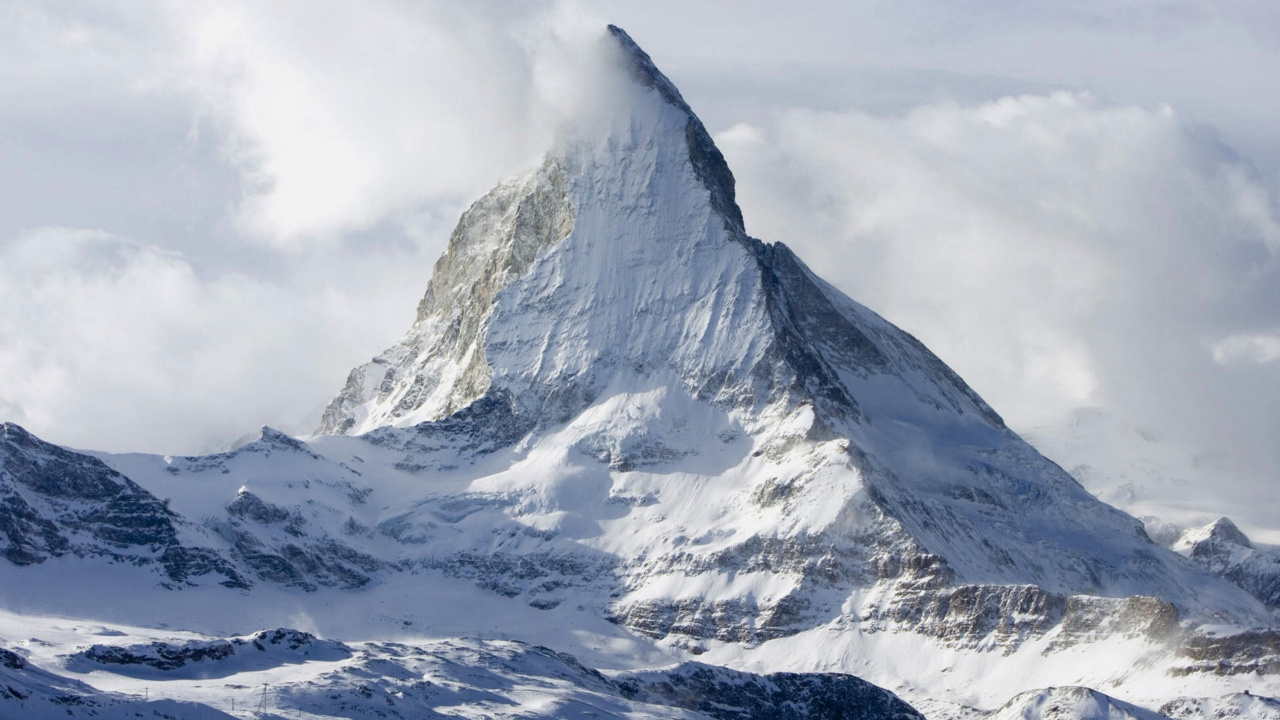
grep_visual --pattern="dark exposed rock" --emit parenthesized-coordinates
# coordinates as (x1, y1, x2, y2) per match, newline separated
(70, 628, 351, 676)
(364, 390, 532, 473)
(426, 549, 618, 602)
(1058, 595, 1180, 642)
(0, 423, 125, 500)
(618, 662, 924, 720)
(231, 532, 316, 591)
(80, 640, 237, 671)
(879, 584, 1066, 649)
(159, 546, 249, 589)
(227, 490, 293, 525)
(609, 596, 812, 644)
(0, 422, 244, 587)
(1, 422, 178, 552)
(225, 527, 381, 592)
(2, 479, 362, 594)
(0, 649, 26, 670)
(1175, 629, 1280, 676)
(0, 490, 69, 565)
(253, 628, 332, 650)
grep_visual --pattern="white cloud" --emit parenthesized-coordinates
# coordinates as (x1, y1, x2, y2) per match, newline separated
(1211, 332, 1280, 365)
(0, 227, 429, 454)
(0, 1, 623, 453)
(717, 92, 1280, 501)
(161, 0, 610, 246)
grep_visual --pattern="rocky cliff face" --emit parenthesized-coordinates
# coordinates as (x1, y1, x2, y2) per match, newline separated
(318, 161, 576, 436)
(0, 422, 244, 587)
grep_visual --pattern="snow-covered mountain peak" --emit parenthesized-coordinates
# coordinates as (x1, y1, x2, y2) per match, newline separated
(8, 25, 1280, 719)
(603, 24, 746, 234)
(317, 24, 1008, 442)
(1178, 517, 1254, 551)
(315, 25, 760, 436)
(304, 27, 1272, 622)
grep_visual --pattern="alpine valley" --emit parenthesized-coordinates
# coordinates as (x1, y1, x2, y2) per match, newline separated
(3, 25, 1279, 720)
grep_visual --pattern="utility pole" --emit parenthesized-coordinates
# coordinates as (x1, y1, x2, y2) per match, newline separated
(256, 682, 269, 715)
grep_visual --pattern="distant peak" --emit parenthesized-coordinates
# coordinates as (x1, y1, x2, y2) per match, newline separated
(1177, 515, 1254, 551)
(1208, 516, 1253, 548)
(248, 426, 314, 456)
(258, 426, 293, 443)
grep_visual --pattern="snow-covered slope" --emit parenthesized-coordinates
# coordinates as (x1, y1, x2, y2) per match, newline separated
(4, 23, 1280, 719)
(0, 610, 922, 720)
(988, 687, 1166, 720)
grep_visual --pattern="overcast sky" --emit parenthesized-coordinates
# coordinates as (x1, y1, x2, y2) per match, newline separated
(3, 1, 1279, 532)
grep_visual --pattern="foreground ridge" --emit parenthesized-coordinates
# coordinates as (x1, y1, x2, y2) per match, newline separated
(1, 621, 923, 720)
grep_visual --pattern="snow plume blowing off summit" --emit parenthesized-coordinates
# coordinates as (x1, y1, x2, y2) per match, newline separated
(3, 23, 1280, 720)
(320, 25, 999, 441)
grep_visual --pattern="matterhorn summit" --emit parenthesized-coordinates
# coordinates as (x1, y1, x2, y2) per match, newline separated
(3, 25, 1280, 720)
(319, 24, 1258, 622)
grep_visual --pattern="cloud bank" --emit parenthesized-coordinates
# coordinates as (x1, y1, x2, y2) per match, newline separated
(166, 0, 612, 245)
(717, 92, 1280, 530)
(0, 226, 433, 453)
(0, 0, 615, 453)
